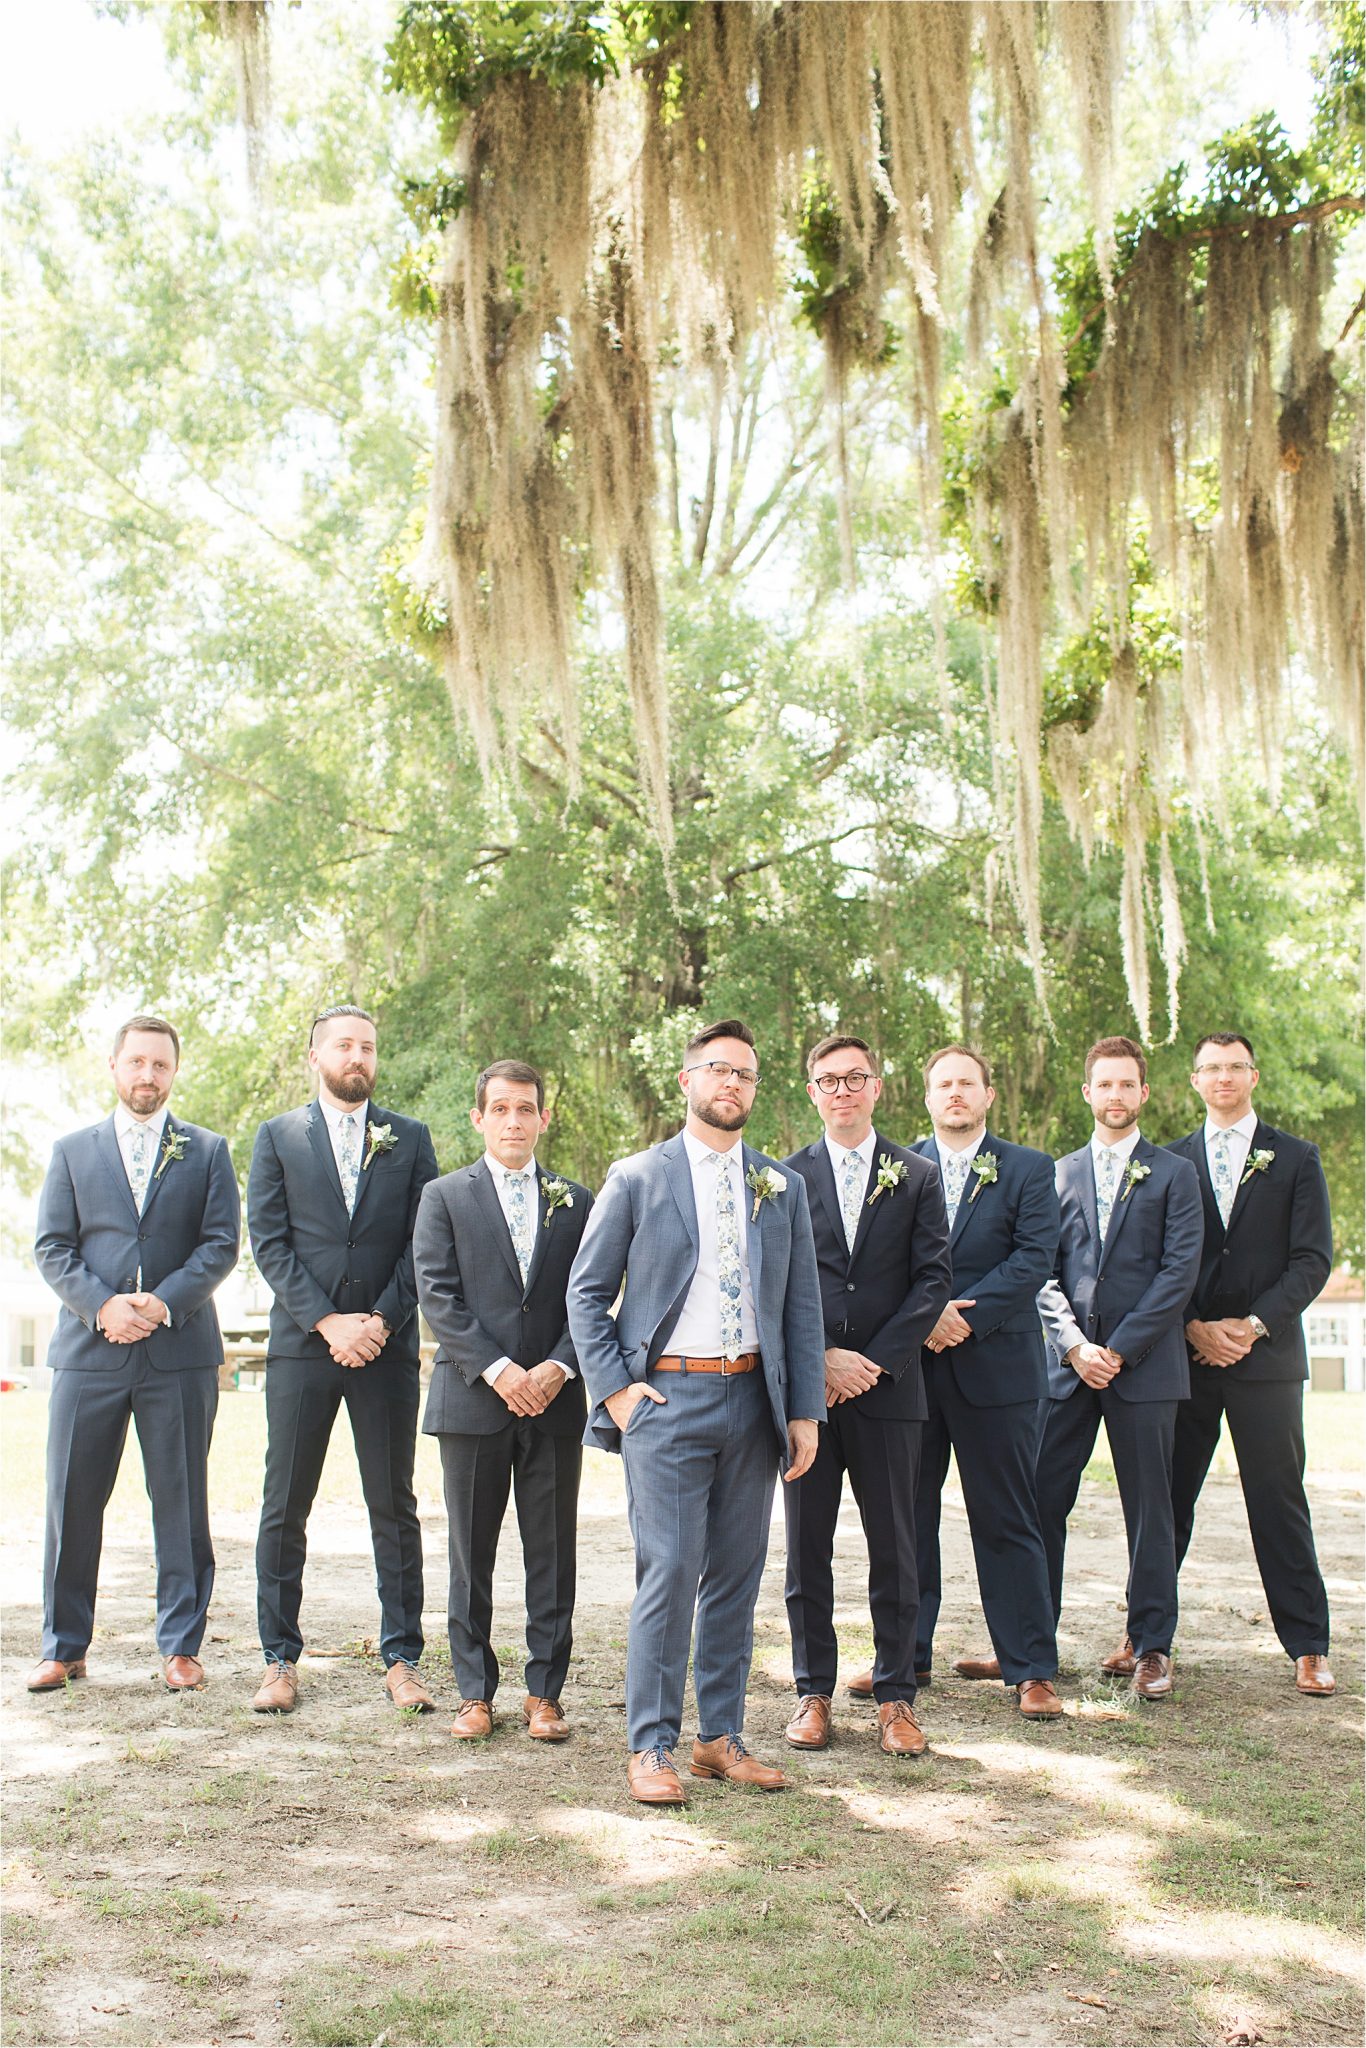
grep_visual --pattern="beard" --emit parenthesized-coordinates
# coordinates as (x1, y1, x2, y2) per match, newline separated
(1098, 1103, 1141, 1132)
(320, 1062, 372, 1105)
(118, 1081, 169, 1116)
(693, 1095, 750, 1133)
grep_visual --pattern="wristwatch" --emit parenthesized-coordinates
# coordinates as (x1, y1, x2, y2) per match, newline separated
(1248, 1315, 1269, 1340)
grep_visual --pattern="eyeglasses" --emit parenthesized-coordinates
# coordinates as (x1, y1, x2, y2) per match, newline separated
(684, 1060, 761, 1088)
(1193, 1062, 1256, 1077)
(812, 1070, 876, 1094)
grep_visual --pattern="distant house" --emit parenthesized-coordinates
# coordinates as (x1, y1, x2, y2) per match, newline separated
(1305, 1269, 1365, 1392)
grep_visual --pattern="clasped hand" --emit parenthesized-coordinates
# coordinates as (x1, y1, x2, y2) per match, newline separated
(925, 1299, 976, 1352)
(1186, 1316, 1257, 1368)
(99, 1292, 169, 1343)
(316, 1311, 389, 1368)
(1066, 1340, 1122, 1388)
(494, 1361, 568, 1417)
(824, 1346, 882, 1405)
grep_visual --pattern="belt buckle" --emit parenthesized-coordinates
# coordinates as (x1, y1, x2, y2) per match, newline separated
(721, 1354, 739, 1376)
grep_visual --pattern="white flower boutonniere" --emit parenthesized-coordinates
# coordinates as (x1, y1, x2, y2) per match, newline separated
(867, 1153, 909, 1206)
(746, 1164, 787, 1222)
(154, 1129, 190, 1181)
(1240, 1148, 1275, 1186)
(967, 1151, 999, 1203)
(541, 1177, 574, 1227)
(1120, 1159, 1151, 1202)
(363, 1123, 397, 1171)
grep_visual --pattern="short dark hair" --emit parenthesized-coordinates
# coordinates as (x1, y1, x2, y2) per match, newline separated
(476, 1059, 545, 1113)
(683, 1017, 756, 1063)
(806, 1033, 878, 1078)
(1192, 1031, 1256, 1066)
(922, 1042, 991, 1090)
(309, 1004, 376, 1048)
(113, 1014, 180, 1063)
(1085, 1034, 1148, 1084)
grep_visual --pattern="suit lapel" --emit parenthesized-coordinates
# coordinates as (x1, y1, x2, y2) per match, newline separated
(1075, 1150, 1102, 1259)
(306, 1103, 351, 1219)
(1097, 1138, 1151, 1271)
(1180, 1130, 1225, 1243)
(522, 1165, 554, 1295)
(661, 1135, 701, 1254)
(136, 1117, 178, 1223)
(845, 1138, 887, 1268)
(1223, 1119, 1273, 1241)
(808, 1140, 845, 1255)
(93, 1118, 140, 1223)
(740, 1144, 764, 1300)
(470, 1159, 524, 1290)
(950, 1135, 996, 1251)
(348, 1106, 385, 1225)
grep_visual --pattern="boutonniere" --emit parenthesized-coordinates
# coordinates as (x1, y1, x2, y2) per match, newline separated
(867, 1153, 908, 1206)
(541, 1177, 574, 1227)
(1240, 1148, 1275, 1186)
(967, 1151, 999, 1203)
(746, 1164, 787, 1222)
(153, 1129, 190, 1181)
(362, 1123, 397, 1171)
(1120, 1159, 1151, 1202)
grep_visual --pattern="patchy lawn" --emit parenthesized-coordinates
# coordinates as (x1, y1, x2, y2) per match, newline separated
(2, 1389, 1362, 2048)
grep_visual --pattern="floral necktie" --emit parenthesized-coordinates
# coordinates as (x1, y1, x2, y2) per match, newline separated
(942, 1148, 971, 1225)
(715, 1154, 744, 1359)
(337, 1113, 361, 1214)
(1210, 1129, 1236, 1228)
(127, 1124, 153, 1214)
(1095, 1146, 1120, 1241)
(504, 1170, 534, 1282)
(840, 1150, 864, 1253)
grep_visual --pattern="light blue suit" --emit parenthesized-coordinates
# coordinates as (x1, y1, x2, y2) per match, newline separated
(568, 1132, 825, 1751)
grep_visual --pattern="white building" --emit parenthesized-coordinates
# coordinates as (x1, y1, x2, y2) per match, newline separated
(1305, 1269, 1365, 1392)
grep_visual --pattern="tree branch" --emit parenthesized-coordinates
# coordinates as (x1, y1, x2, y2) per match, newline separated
(723, 822, 866, 888)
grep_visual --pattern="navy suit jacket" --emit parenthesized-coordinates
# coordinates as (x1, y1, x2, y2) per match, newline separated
(35, 1114, 240, 1373)
(416, 1159, 593, 1439)
(1038, 1137, 1203, 1403)
(247, 1101, 439, 1366)
(913, 1133, 1060, 1408)
(1166, 1120, 1332, 1383)
(783, 1132, 952, 1422)
(567, 1132, 827, 1459)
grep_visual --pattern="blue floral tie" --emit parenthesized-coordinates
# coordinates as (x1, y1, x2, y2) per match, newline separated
(715, 1155, 744, 1359)
(942, 1148, 971, 1225)
(337, 1113, 361, 1214)
(840, 1151, 864, 1253)
(127, 1124, 153, 1214)
(1210, 1129, 1236, 1228)
(1095, 1146, 1120, 1241)
(505, 1171, 534, 1282)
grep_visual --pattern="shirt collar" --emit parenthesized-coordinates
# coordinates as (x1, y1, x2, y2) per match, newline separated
(486, 1153, 537, 1180)
(320, 1096, 369, 1131)
(115, 1104, 169, 1143)
(1092, 1127, 1142, 1167)
(684, 1128, 743, 1169)
(1204, 1111, 1258, 1145)
(824, 1128, 876, 1173)
(936, 1128, 986, 1163)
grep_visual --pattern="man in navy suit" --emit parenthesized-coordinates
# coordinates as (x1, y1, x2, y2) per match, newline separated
(568, 1019, 826, 1806)
(781, 1034, 952, 1757)
(247, 1006, 439, 1714)
(414, 1060, 593, 1745)
(31, 1015, 240, 1693)
(1037, 1036, 1203, 1700)
(1164, 1032, 1335, 1697)
(902, 1044, 1063, 1719)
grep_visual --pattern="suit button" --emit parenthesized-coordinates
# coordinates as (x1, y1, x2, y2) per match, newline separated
(846, 1282, 856, 1293)
(522, 1305, 530, 1315)
(347, 1240, 355, 1249)
(138, 1232, 147, 1242)
(1221, 1249, 1230, 1258)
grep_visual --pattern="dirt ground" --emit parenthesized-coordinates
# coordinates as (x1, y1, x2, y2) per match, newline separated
(2, 1394, 1362, 2048)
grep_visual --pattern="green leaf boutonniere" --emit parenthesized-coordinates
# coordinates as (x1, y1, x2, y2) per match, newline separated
(867, 1153, 908, 1206)
(153, 1129, 190, 1181)
(541, 1176, 574, 1227)
(363, 1123, 397, 1171)
(1120, 1159, 1151, 1202)
(746, 1164, 787, 1222)
(1240, 1148, 1275, 1186)
(967, 1151, 999, 1203)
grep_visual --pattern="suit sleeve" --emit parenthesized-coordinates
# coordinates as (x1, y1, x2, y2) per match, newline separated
(862, 1171, 953, 1376)
(1106, 1160, 1204, 1367)
(546, 1189, 593, 1373)
(781, 1175, 828, 1422)
(1037, 1274, 1084, 1358)
(1248, 1144, 1333, 1339)
(153, 1136, 242, 1323)
(33, 1140, 117, 1328)
(370, 1123, 440, 1336)
(567, 1164, 638, 1432)
(412, 1181, 506, 1383)
(247, 1122, 339, 1338)
(959, 1155, 1060, 1339)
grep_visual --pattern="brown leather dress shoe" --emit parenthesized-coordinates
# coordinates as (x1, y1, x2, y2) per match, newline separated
(251, 1660, 298, 1713)
(449, 1699, 494, 1739)
(27, 1658, 86, 1692)
(846, 1666, 931, 1697)
(1101, 1634, 1137, 1676)
(691, 1735, 788, 1789)
(385, 1661, 435, 1711)
(523, 1695, 570, 1740)
(628, 1746, 686, 1804)
(164, 1655, 206, 1691)
(1016, 1678, 1063, 1718)
(953, 1654, 1001, 1680)
(785, 1695, 832, 1748)
(1132, 1651, 1174, 1700)
(1295, 1654, 1335, 1696)
(877, 1701, 928, 1756)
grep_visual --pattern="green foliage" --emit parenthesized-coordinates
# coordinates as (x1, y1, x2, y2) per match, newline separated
(1309, 0, 1366, 190)
(791, 173, 897, 368)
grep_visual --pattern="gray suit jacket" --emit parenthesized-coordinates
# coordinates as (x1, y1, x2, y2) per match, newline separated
(566, 1131, 827, 1460)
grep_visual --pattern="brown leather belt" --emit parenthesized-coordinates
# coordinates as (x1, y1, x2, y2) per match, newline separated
(652, 1352, 761, 1375)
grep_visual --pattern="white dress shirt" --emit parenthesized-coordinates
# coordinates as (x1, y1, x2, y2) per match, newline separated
(319, 1095, 370, 1178)
(1091, 1126, 1143, 1177)
(935, 1129, 986, 1173)
(667, 1130, 761, 1357)
(1204, 1109, 1258, 1186)
(824, 1129, 877, 1183)
(110, 1106, 171, 1321)
(482, 1156, 574, 1387)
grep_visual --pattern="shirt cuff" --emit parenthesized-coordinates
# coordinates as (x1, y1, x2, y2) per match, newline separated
(546, 1358, 575, 1381)
(482, 1357, 514, 1386)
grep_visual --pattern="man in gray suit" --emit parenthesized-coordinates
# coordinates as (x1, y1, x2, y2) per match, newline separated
(414, 1060, 593, 1745)
(31, 1014, 240, 1693)
(568, 1018, 826, 1805)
